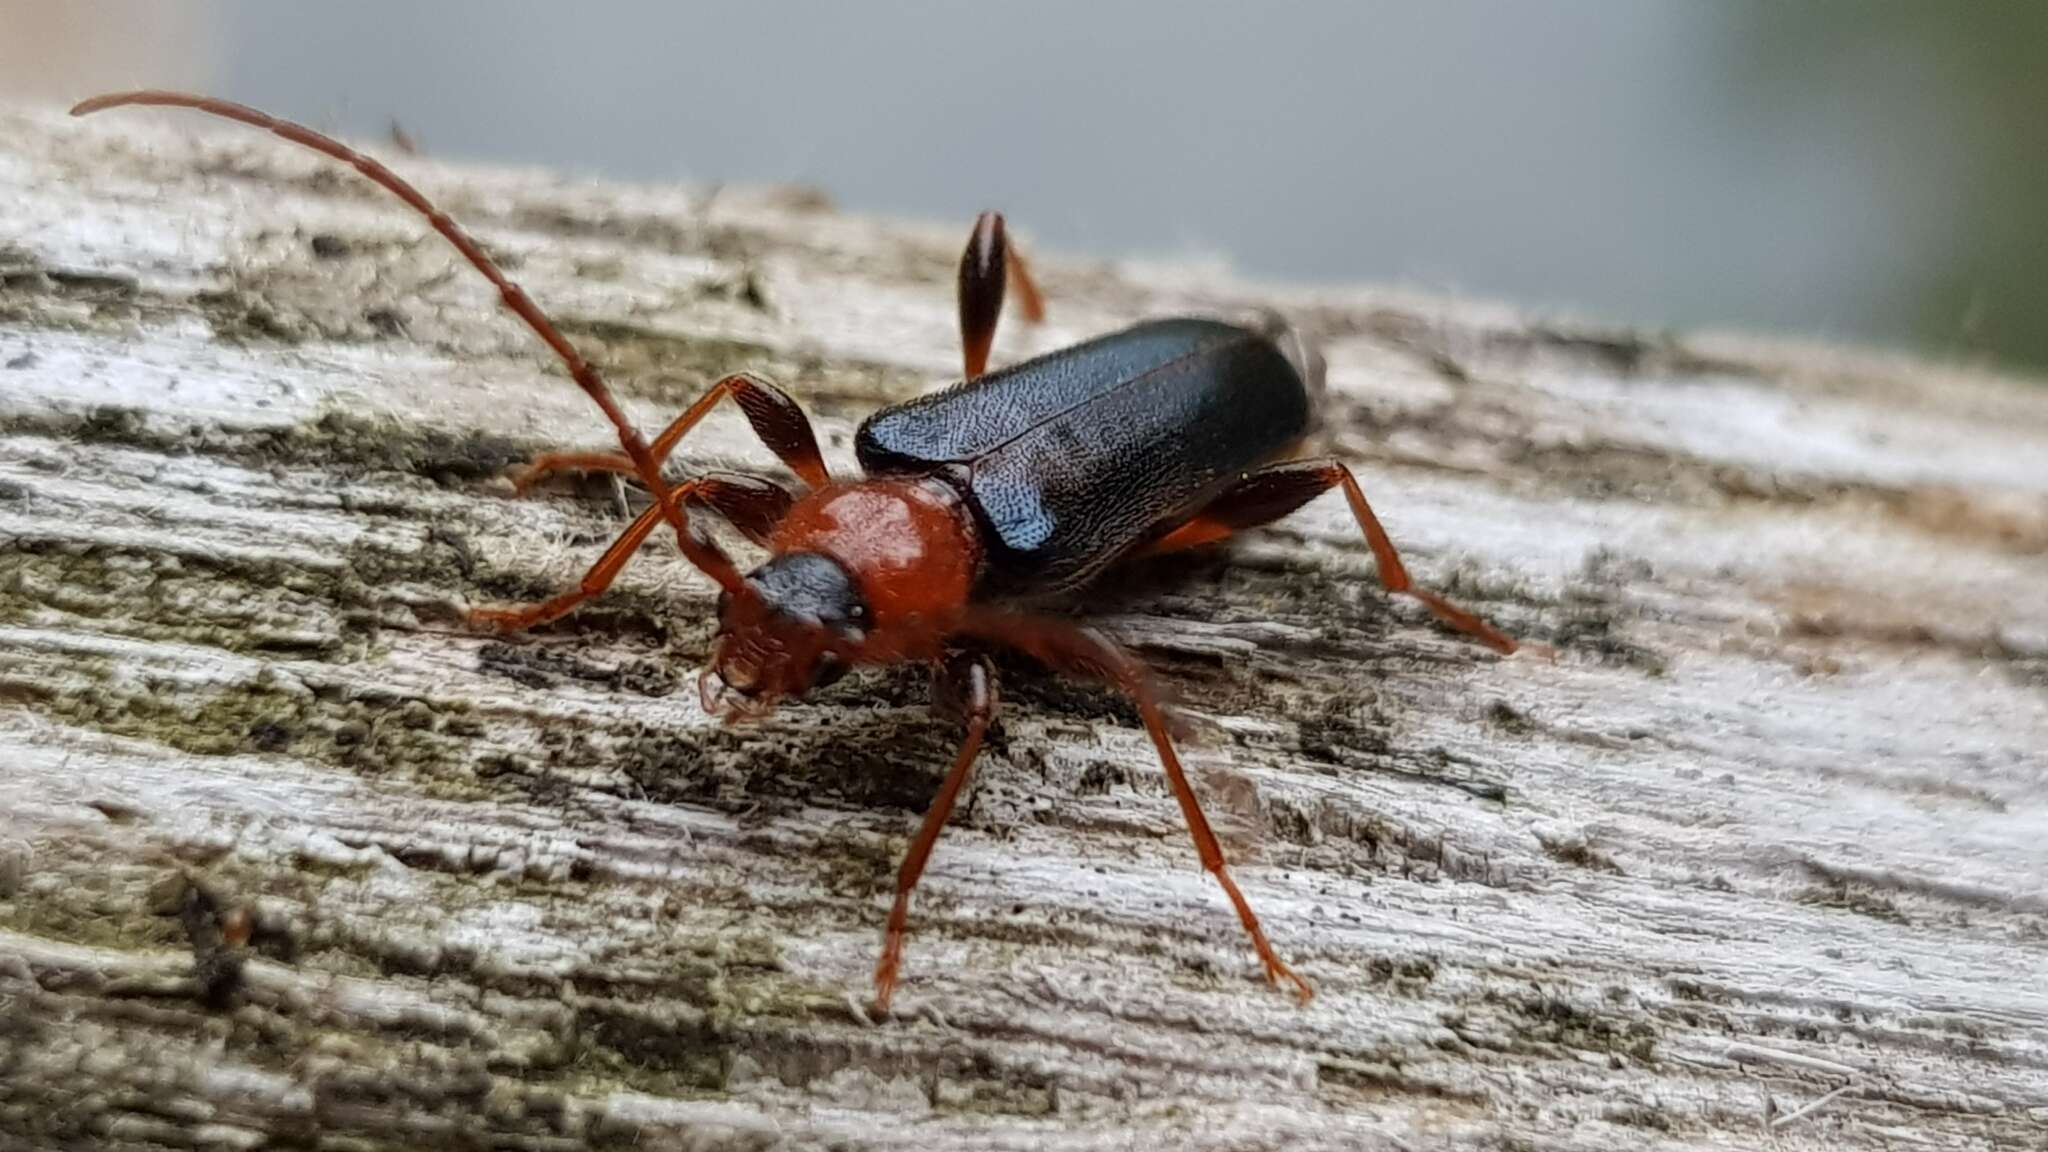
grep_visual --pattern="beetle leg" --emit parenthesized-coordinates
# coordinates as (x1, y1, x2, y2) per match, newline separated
(669, 472, 796, 547)
(1139, 459, 1518, 655)
(958, 211, 1047, 380)
(506, 467, 794, 543)
(952, 612, 1313, 1002)
(470, 473, 794, 630)
(512, 371, 830, 493)
(874, 653, 999, 1014)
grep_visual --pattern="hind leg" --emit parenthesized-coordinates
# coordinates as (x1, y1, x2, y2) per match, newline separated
(1141, 459, 1517, 654)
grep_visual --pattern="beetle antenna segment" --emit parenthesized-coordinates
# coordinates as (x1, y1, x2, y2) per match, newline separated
(69, 90, 744, 593)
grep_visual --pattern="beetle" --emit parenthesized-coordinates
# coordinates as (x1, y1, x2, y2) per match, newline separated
(72, 91, 1520, 1011)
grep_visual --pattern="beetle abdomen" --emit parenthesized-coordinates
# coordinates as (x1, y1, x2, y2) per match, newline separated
(857, 318, 1312, 592)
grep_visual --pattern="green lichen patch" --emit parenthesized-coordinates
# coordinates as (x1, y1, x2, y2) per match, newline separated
(497, 197, 965, 297)
(1799, 879, 1908, 924)
(198, 228, 476, 348)
(0, 250, 145, 333)
(1316, 1053, 1487, 1107)
(1538, 832, 1624, 874)
(0, 859, 187, 955)
(1292, 693, 1399, 770)
(0, 537, 353, 657)
(0, 399, 708, 666)
(0, 515, 607, 671)
(1365, 953, 1441, 992)
(474, 632, 696, 695)
(1539, 604, 1669, 674)
(189, 285, 311, 345)
(1470, 987, 1660, 1064)
(422, 660, 974, 824)
(237, 409, 532, 483)
(0, 239, 402, 349)
(443, 920, 863, 1100)
(602, 708, 958, 817)
(0, 891, 185, 956)
(1486, 551, 1668, 673)
(925, 1054, 1059, 1117)
(24, 668, 494, 797)
(1261, 791, 1501, 887)
(1493, 435, 1854, 509)
(571, 997, 734, 1095)
(1287, 691, 1507, 803)
(0, 402, 535, 489)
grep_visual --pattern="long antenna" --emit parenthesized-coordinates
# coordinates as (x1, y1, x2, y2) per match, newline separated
(71, 90, 744, 591)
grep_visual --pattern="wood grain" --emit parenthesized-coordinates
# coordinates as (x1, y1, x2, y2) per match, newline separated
(3, 104, 2046, 1151)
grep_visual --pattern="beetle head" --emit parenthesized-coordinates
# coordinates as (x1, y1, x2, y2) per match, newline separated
(702, 551, 867, 717)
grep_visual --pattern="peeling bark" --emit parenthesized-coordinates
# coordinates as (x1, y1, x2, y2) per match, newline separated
(3, 105, 2047, 1151)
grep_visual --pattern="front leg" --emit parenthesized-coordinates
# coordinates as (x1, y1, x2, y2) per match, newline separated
(511, 371, 831, 494)
(873, 653, 998, 1014)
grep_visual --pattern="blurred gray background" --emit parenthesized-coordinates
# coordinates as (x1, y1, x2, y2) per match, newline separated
(5, 1, 2044, 373)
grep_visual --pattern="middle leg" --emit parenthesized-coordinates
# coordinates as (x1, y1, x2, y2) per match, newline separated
(956, 610, 1313, 1000)
(873, 652, 999, 1013)
(470, 473, 795, 630)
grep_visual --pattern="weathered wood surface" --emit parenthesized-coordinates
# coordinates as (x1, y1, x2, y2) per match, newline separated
(2, 104, 2046, 1151)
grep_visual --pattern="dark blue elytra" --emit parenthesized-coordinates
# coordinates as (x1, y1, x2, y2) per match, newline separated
(855, 318, 1312, 594)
